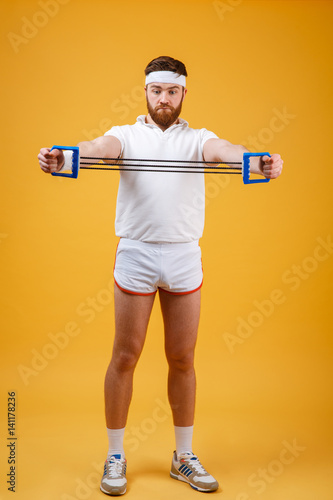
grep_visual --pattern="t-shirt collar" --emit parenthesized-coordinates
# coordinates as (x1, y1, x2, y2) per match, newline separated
(137, 115, 189, 130)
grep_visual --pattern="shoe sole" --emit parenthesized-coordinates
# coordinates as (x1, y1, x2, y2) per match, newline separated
(170, 471, 218, 493)
(100, 485, 127, 496)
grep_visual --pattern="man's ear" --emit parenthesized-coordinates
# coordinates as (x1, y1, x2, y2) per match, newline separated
(182, 88, 188, 101)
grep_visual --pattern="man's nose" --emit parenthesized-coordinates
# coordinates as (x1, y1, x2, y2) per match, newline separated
(159, 91, 170, 104)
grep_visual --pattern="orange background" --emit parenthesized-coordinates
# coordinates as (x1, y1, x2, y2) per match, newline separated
(1, 1, 332, 499)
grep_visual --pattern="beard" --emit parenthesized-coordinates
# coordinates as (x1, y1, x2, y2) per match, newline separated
(146, 96, 183, 128)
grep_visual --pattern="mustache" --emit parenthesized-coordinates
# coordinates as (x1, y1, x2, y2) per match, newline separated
(156, 105, 174, 110)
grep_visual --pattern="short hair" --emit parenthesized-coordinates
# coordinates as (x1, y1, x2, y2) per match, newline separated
(144, 56, 188, 77)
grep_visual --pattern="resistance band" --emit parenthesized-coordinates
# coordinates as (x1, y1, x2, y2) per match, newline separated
(50, 146, 271, 185)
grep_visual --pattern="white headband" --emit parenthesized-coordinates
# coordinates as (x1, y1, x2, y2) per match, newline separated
(145, 71, 186, 87)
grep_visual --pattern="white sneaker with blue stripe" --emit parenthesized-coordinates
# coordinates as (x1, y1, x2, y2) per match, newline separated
(100, 454, 127, 496)
(170, 451, 219, 492)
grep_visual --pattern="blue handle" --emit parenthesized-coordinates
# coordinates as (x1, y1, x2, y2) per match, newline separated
(51, 146, 79, 178)
(243, 152, 270, 184)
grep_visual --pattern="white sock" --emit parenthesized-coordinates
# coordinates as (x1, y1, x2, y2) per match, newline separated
(174, 425, 194, 458)
(107, 427, 125, 459)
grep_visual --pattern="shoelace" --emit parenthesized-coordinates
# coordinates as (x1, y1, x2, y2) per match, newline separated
(107, 458, 124, 478)
(181, 455, 207, 475)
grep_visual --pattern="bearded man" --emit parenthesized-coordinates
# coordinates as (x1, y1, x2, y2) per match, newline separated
(38, 55, 283, 496)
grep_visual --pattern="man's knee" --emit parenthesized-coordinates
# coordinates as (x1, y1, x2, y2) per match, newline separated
(112, 347, 141, 372)
(166, 350, 194, 372)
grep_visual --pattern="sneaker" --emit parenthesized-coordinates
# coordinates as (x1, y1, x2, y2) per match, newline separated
(170, 451, 219, 492)
(100, 454, 127, 496)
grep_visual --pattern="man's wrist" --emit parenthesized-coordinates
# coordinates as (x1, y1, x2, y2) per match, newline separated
(249, 156, 263, 176)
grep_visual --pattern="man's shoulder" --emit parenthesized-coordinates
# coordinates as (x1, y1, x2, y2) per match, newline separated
(104, 120, 139, 137)
(179, 121, 218, 138)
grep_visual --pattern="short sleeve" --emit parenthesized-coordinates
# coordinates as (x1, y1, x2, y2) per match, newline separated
(199, 128, 219, 151)
(104, 126, 125, 156)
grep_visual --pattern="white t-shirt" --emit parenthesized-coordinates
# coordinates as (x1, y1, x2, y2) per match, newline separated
(104, 115, 218, 243)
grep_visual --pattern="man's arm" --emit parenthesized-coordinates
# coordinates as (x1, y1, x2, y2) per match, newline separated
(38, 135, 122, 174)
(203, 138, 283, 179)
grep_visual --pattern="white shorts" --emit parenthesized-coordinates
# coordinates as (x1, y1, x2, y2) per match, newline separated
(114, 238, 203, 295)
